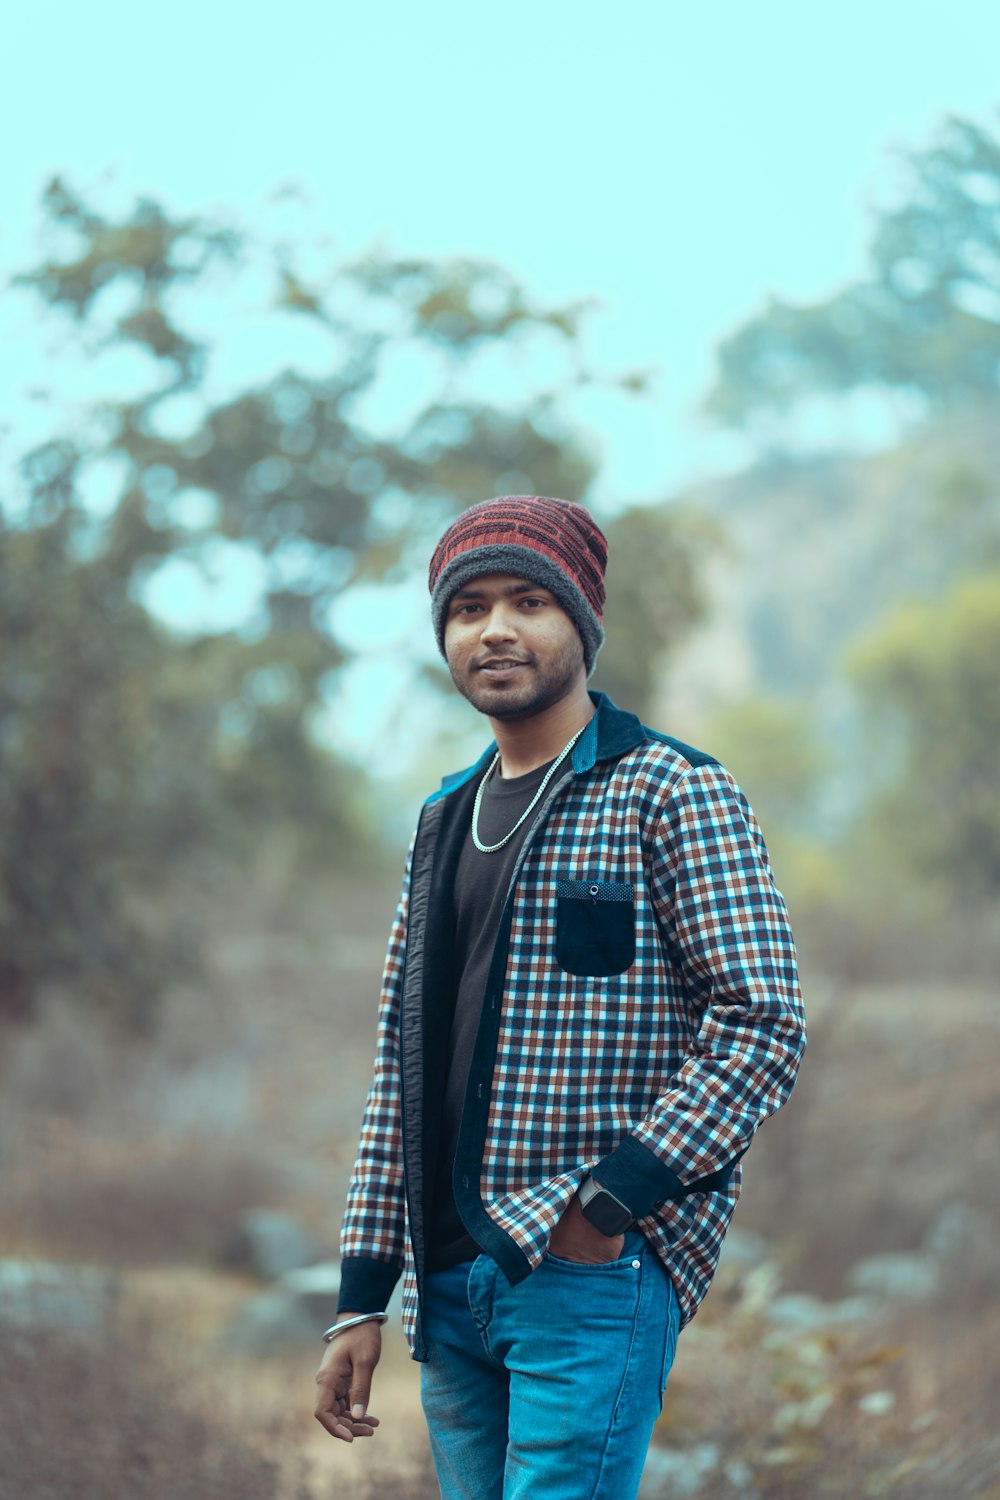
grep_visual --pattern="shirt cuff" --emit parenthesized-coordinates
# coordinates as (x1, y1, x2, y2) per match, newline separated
(592, 1134, 740, 1219)
(335, 1255, 402, 1317)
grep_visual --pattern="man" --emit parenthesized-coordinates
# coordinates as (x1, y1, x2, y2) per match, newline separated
(315, 495, 805, 1500)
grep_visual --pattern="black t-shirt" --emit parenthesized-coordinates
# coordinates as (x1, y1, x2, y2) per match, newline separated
(426, 756, 555, 1271)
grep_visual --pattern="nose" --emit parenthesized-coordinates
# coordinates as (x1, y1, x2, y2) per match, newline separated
(479, 603, 519, 645)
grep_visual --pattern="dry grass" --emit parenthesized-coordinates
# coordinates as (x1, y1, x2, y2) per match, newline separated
(1, 885, 997, 1499)
(655, 1264, 1000, 1498)
(647, 976, 1000, 1498)
(735, 978, 999, 1292)
(0, 1132, 283, 1266)
(0, 1319, 439, 1500)
(0, 1263, 436, 1500)
(0, 1322, 294, 1500)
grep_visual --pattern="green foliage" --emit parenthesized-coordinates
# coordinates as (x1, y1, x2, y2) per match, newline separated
(930, 456, 1000, 571)
(347, 254, 591, 348)
(0, 438, 378, 1028)
(705, 114, 1000, 429)
(704, 697, 828, 831)
(0, 444, 219, 1026)
(694, 697, 871, 980)
(6, 178, 710, 1028)
(847, 570, 1000, 895)
(14, 178, 599, 652)
(203, 631, 373, 876)
(592, 503, 716, 721)
(12, 177, 239, 388)
(696, 570, 1000, 975)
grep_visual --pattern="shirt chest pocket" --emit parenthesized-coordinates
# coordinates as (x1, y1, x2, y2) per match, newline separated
(555, 880, 636, 978)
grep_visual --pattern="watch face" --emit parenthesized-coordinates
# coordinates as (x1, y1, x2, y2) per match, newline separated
(581, 1189, 632, 1237)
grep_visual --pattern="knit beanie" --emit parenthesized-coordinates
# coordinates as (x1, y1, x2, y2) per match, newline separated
(428, 496, 608, 674)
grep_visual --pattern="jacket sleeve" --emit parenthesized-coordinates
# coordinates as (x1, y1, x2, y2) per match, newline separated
(336, 839, 413, 1314)
(592, 761, 806, 1218)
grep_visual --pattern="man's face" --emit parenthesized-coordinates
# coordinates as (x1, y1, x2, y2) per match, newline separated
(443, 573, 586, 721)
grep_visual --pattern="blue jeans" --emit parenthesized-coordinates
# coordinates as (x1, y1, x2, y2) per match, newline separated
(420, 1230, 681, 1500)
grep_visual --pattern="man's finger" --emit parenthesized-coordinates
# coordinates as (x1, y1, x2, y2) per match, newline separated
(315, 1407, 355, 1442)
(313, 1394, 380, 1440)
(315, 1360, 353, 1440)
(314, 1406, 381, 1441)
(346, 1414, 380, 1437)
(348, 1358, 376, 1421)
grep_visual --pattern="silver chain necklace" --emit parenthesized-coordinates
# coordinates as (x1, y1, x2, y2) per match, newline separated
(471, 726, 585, 854)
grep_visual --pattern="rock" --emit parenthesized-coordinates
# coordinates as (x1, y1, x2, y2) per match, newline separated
(858, 1389, 896, 1416)
(640, 1442, 721, 1498)
(222, 1209, 323, 1280)
(847, 1252, 938, 1301)
(765, 1292, 829, 1332)
(716, 1228, 771, 1273)
(923, 1203, 994, 1273)
(723, 1459, 757, 1493)
(221, 1259, 342, 1353)
(278, 1259, 342, 1324)
(767, 1291, 876, 1331)
(220, 1287, 320, 1353)
(828, 1294, 880, 1325)
(0, 1258, 118, 1335)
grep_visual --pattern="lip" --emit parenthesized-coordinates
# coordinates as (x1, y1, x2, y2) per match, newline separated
(477, 659, 529, 673)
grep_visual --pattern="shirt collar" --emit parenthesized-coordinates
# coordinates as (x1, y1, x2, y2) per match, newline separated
(434, 691, 647, 801)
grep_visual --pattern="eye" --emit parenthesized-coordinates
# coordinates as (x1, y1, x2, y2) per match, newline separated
(519, 596, 547, 608)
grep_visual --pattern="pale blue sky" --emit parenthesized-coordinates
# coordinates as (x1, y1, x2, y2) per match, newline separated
(4, 0, 999, 500)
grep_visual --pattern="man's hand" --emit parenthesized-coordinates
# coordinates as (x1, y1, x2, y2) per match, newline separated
(314, 1314, 383, 1442)
(547, 1192, 626, 1264)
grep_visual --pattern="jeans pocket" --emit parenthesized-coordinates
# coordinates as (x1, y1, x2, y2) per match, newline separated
(543, 1229, 647, 1271)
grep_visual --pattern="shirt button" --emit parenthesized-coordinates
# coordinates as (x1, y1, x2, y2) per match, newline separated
(462, 1175, 469, 1188)
(589, 884, 600, 896)
(632, 1259, 641, 1269)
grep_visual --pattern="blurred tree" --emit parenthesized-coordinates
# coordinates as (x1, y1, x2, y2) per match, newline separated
(4, 179, 713, 1027)
(846, 571, 1000, 896)
(704, 114, 1000, 430)
(0, 439, 375, 1028)
(12, 180, 599, 693)
(695, 696, 845, 940)
(930, 456, 1000, 573)
(702, 696, 830, 840)
(592, 503, 716, 721)
(0, 442, 216, 1026)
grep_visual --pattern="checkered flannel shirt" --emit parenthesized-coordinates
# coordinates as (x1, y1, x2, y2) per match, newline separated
(339, 695, 805, 1355)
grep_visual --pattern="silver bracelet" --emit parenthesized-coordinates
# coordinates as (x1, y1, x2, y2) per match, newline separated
(321, 1311, 388, 1343)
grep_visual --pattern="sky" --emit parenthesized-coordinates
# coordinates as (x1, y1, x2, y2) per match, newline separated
(3, 0, 999, 772)
(5, 0, 999, 497)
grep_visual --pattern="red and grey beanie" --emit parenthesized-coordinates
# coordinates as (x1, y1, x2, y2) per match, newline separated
(428, 495, 608, 674)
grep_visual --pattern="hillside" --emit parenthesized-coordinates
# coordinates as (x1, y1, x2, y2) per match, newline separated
(660, 406, 1000, 733)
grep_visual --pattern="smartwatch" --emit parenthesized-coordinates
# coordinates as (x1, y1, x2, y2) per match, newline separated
(577, 1174, 634, 1236)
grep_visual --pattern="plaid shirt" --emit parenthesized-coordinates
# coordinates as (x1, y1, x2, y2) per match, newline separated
(339, 693, 805, 1358)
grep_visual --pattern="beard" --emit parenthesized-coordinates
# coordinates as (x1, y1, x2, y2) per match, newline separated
(449, 632, 586, 721)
